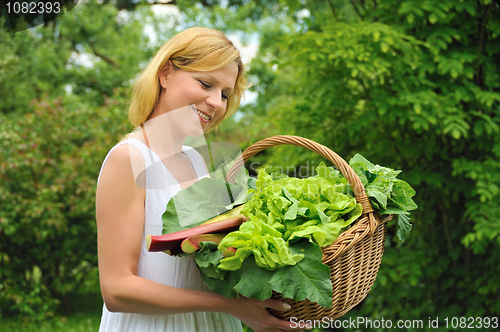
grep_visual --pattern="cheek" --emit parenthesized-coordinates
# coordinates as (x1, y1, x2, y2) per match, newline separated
(175, 87, 197, 103)
(216, 103, 228, 120)
(167, 79, 201, 104)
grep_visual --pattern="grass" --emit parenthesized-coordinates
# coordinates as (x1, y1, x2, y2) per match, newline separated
(0, 312, 102, 332)
(0, 293, 103, 332)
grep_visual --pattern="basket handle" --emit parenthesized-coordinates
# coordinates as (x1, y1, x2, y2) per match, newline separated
(226, 135, 378, 235)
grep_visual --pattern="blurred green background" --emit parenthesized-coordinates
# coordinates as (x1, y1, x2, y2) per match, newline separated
(1, 0, 499, 331)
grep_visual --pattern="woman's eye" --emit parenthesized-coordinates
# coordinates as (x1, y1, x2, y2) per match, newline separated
(198, 79, 228, 101)
(199, 80, 210, 89)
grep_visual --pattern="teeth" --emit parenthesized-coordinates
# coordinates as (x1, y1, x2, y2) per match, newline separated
(196, 110, 210, 120)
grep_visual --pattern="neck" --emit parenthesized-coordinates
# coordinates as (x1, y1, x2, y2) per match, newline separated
(140, 111, 187, 160)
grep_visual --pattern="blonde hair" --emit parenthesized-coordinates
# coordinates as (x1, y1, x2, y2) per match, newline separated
(128, 27, 248, 132)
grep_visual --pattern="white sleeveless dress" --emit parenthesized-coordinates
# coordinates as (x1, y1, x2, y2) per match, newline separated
(97, 138, 243, 332)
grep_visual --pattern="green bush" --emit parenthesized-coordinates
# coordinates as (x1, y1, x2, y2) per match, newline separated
(0, 95, 130, 319)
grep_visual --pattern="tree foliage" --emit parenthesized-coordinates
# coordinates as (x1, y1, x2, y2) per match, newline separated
(0, 95, 130, 319)
(233, 0, 500, 323)
(0, 0, 152, 115)
(0, 0, 151, 319)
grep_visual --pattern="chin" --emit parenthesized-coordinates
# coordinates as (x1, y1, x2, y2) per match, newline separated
(184, 126, 205, 137)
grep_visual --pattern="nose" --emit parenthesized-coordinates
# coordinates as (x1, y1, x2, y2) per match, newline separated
(205, 89, 224, 112)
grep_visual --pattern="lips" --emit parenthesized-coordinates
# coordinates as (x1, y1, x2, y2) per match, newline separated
(193, 107, 211, 122)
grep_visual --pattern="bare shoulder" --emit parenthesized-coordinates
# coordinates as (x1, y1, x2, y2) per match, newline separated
(96, 143, 146, 216)
(99, 143, 146, 186)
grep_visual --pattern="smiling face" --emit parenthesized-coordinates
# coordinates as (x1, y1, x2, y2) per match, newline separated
(155, 61, 239, 135)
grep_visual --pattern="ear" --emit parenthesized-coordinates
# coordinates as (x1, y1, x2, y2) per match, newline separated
(158, 60, 173, 89)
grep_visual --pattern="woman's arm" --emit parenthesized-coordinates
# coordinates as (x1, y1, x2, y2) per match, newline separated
(95, 145, 300, 331)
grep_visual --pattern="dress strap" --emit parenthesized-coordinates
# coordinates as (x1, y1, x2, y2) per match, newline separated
(181, 146, 210, 180)
(141, 124, 156, 167)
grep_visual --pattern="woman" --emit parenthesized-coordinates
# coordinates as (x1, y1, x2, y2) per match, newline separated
(95, 27, 299, 332)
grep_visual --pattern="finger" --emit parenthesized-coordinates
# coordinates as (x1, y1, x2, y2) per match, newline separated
(264, 299, 292, 311)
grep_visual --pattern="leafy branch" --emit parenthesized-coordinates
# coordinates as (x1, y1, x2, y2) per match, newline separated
(325, 0, 338, 20)
(475, 1, 493, 87)
(89, 41, 120, 68)
(349, 0, 366, 20)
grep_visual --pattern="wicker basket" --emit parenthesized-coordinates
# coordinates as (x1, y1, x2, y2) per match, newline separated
(226, 135, 391, 321)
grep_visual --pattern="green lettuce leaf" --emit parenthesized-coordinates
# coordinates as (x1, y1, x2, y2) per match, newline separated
(390, 181, 418, 211)
(347, 155, 418, 244)
(217, 219, 304, 271)
(396, 213, 413, 246)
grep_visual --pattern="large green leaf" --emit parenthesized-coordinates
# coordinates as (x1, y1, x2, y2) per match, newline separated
(396, 213, 413, 246)
(193, 242, 227, 280)
(270, 240, 332, 308)
(233, 258, 274, 300)
(162, 176, 249, 233)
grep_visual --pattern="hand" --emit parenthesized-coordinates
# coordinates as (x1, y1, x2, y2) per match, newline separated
(227, 296, 303, 332)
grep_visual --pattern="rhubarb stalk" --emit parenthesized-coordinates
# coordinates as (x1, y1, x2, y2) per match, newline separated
(147, 215, 248, 252)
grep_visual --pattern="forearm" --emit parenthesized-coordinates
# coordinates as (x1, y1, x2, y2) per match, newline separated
(103, 274, 233, 315)
(103, 275, 233, 315)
